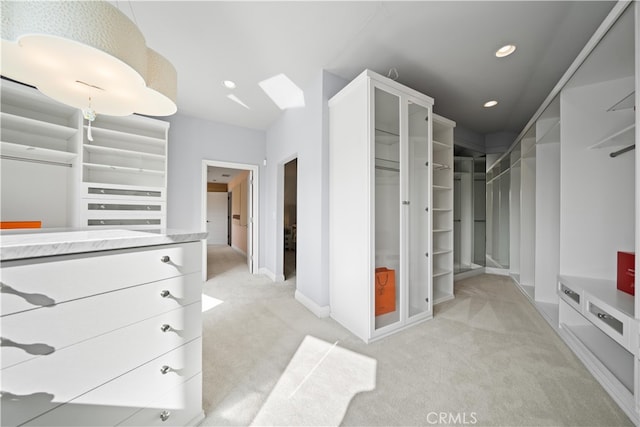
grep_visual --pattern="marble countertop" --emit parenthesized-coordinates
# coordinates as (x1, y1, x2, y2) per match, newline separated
(0, 228, 208, 261)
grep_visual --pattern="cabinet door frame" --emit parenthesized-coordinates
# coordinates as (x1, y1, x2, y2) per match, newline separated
(367, 78, 434, 339)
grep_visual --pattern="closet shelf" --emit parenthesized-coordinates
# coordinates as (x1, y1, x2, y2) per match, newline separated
(432, 208, 452, 212)
(85, 126, 166, 147)
(83, 162, 165, 176)
(433, 268, 452, 278)
(84, 144, 166, 161)
(1, 141, 77, 163)
(433, 162, 451, 171)
(433, 140, 451, 151)
(1, 112, 77, 139)
(536, 119, 561, 145)
(607, 91, 635, 112)
(375, 128, 399, 145)
(433, 248, 452, 255)
(433, 185, 452, 191)
(433, 228, 452, 233)
(375, 157, 399, 172)
(588, 124, 635, 150)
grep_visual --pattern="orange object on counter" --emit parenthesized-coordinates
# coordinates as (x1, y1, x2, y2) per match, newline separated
(0, 221, 42, 229)
(375, 267, 396, 316)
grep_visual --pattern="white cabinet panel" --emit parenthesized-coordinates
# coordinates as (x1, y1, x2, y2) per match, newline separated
(118, 373, 203, 427)
(1, 241, 201, 316)
(1, 302, 201, 426)
(24, 338, 202, 427)
(2, 272, 201, 369)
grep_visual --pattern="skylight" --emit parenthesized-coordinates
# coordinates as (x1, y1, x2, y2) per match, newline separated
(258, 74, 305, 109)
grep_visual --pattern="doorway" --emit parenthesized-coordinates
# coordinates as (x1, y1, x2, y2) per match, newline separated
(201, 160, 259, 280)
(283, 158, 297, 279)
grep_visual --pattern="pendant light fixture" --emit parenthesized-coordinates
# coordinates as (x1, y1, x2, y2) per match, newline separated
(0, 1, 177, 134)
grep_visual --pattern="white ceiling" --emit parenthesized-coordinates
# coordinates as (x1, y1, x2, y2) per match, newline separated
(115, 1, 616, 135)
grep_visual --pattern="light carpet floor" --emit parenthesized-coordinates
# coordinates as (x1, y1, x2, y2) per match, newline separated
(200, 245, 631, 426)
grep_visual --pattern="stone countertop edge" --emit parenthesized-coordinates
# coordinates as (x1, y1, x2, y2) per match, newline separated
(0, 229, 208, 261)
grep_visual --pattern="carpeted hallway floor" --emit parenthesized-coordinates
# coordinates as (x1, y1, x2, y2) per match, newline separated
(200, 245, 631, 426)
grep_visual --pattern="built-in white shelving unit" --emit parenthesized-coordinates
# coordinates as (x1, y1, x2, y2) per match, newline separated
(432, 114, 455, 303)
(0, 79, 82, 228)
(0, 79, 170, 229)
(329, 69, 449, 343)
(484, 2, 638, 422)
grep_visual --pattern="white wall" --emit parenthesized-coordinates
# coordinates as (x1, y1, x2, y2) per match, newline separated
(165, 113, 266, 262)
(264, 70, 347, 310)
(166, 71, 349, 313)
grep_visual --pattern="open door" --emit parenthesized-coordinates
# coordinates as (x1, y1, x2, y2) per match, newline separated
(246, 170, 254, 274)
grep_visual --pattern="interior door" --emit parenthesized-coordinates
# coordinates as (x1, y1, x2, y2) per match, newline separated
(206, 192, 228, 245)
(246, 170, 253, 273)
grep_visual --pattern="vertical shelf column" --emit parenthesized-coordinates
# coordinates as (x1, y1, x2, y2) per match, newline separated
(432, 114, 455, 304)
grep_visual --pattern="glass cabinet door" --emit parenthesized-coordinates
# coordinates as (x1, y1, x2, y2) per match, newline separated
(374, 87, 401, 330)
(407, 102, 431, 318)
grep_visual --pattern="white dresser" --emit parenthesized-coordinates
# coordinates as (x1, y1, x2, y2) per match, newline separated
(0, 229, 206, 426)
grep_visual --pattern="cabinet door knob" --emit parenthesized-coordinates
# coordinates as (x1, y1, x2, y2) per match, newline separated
(160, 324, 172, 333)
(160, 410, 171, 422)
(160, 290, 171, 298)
(160, 365, 171, 375)
(160, 255, 171, 263)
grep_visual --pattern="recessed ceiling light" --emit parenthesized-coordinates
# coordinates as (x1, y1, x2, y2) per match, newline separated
(495, 44, 516, 58)
(222, 80, 236, 89)
(484, 100, 498, 108)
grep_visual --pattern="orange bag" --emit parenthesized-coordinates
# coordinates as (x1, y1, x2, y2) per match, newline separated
(0, 221, 41, 229)
(375, 267, 396, 316)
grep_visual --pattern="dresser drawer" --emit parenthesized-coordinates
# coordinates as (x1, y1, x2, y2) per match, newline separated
(1, 241, 201, 316)
(118, 373, 203, 427)
(585, 299, 631, 351)
(558, 281, 582, 312)
(82, 183, 165, 201)
(1, 302, 201, 426)
(1, 272, 201, 370)
(24, 338, 202, 426)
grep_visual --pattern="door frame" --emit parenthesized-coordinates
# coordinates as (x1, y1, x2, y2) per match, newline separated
(201, 159, 260, 280)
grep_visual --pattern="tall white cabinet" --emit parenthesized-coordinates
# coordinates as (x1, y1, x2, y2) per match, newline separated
(0, 79, 169, 229)
(329, 69, 454, 343)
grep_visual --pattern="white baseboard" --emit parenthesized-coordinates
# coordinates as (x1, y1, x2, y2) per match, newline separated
(484, 266, 509, 276)
(295, 290, 330, 318)
(258, 267, 285, 282)
(231, 245, 247, 257)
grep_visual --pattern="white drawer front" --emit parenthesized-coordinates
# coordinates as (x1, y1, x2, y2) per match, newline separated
(558, 281, 582, 312)
(1, 241, 201, 316)
(1, 272, 201, 369)
(24, 338, 202, 426)
(1, 302, 201, 426)
(585, 299, 631, 351)
(118, 373, 203, 427)
(82, 184, 165, 201)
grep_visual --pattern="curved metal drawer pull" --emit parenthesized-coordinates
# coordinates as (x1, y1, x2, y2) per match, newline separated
(160, 256, 171, 263)
(597, 312, 614, 321)
(160, 365, 171, 375)
(564, 289, 575, 295)
(160, 290, 171, 298)
(160, 410, 171, 422)
(160, 324, 172, 333)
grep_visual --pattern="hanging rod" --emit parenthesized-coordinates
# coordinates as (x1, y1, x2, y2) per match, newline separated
(0, 155, 73, 168)
(609, 144, 635, 158)
(375, 165, 400, 172)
